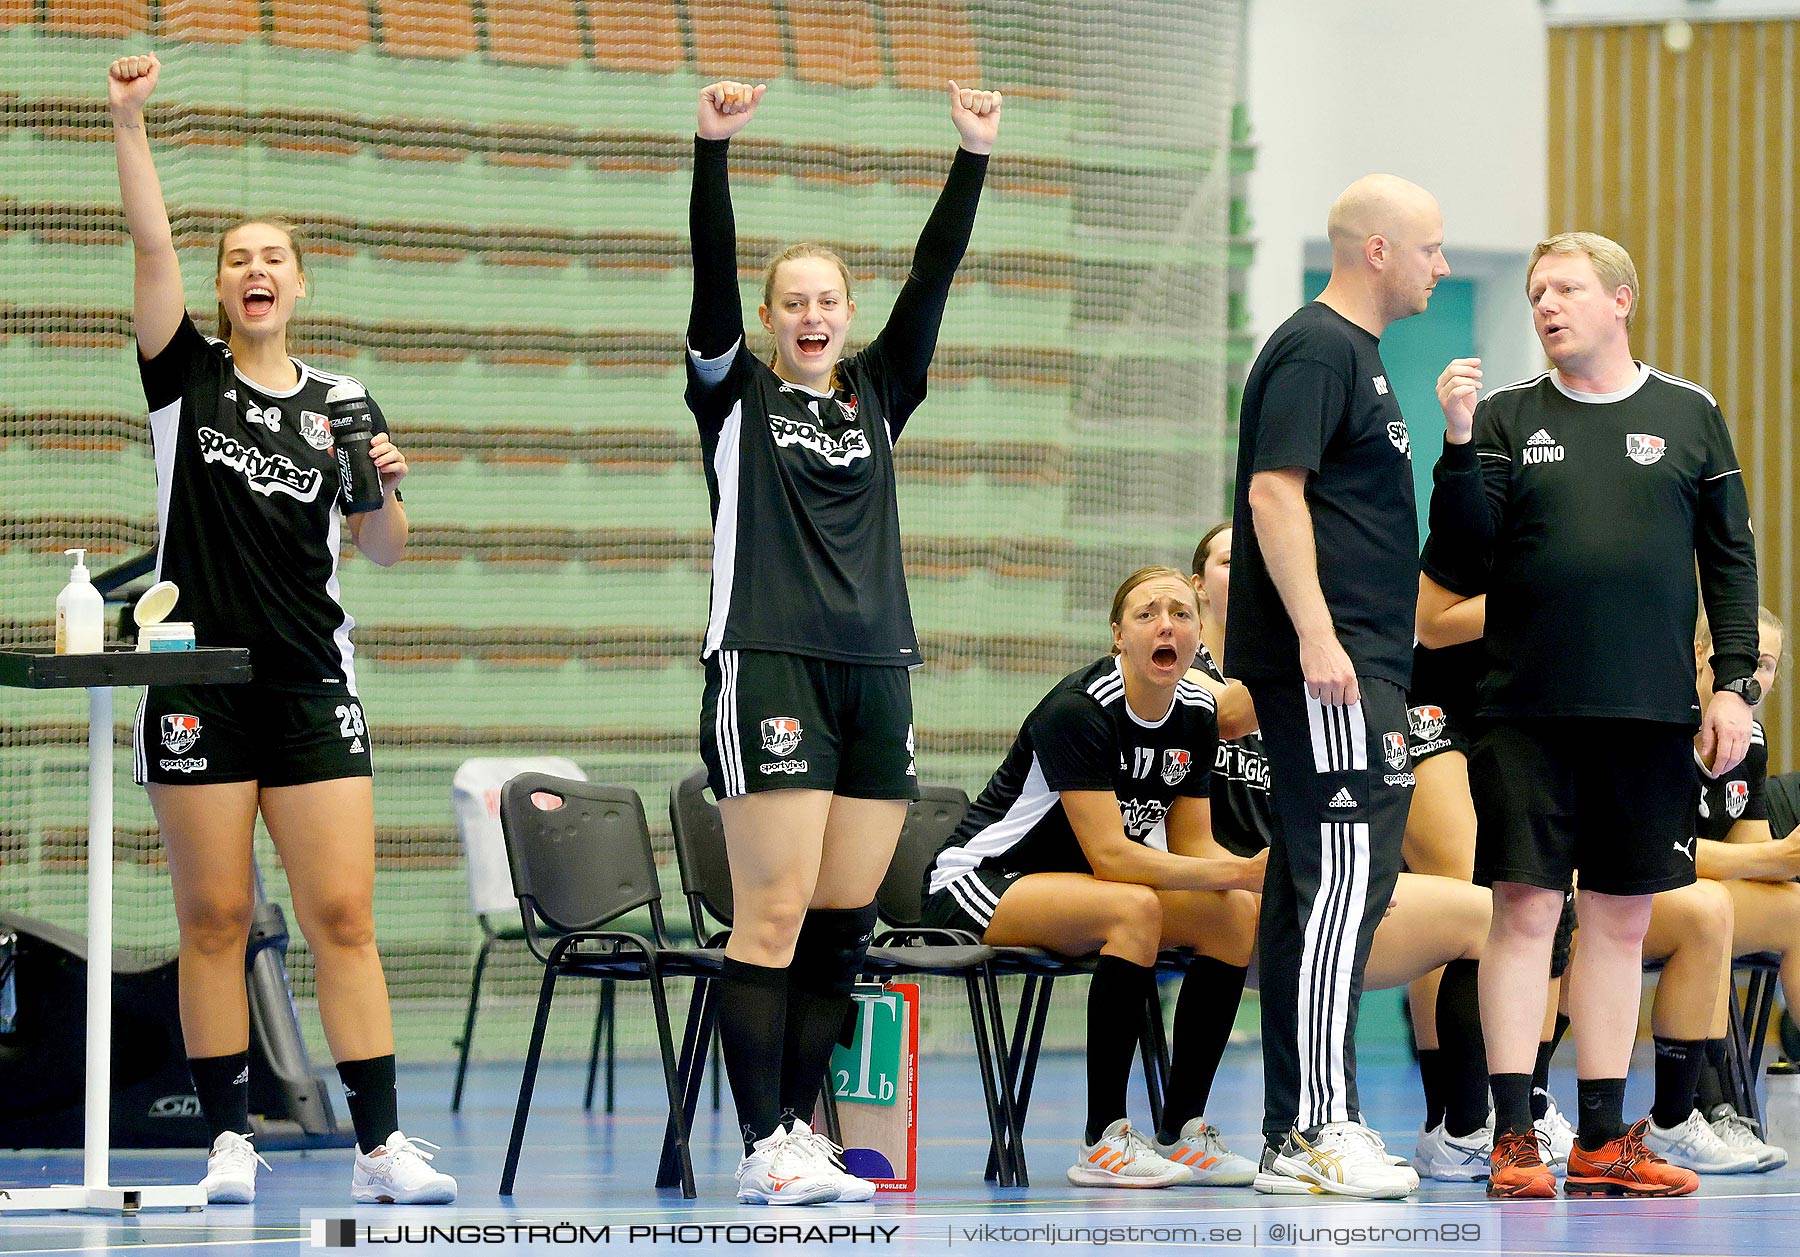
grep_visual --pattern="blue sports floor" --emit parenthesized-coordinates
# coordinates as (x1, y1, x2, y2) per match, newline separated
(3, 1049, 1797, 1255)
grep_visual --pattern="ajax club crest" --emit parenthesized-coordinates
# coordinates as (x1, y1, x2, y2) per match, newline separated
(760, 716, 803, 758)
(161, 713, 202, 754)
(1726, 780, 1750, 819)
(1407, 706, 1445, 742)
(1161, 748, 1192, 786)
(298, 409, 334, 451)
(1383, 731, 1408, 772)
(1626, 433, 1667, 465)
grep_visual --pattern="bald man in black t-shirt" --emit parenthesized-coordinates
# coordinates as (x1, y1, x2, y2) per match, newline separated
(1228, 174, 1467, 1199)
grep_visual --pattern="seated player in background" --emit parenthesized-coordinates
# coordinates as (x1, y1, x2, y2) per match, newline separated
(923, 567, 1266, 1189)
(1186, 525, 1491, 1192)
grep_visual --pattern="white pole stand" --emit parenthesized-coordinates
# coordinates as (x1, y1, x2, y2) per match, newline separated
(0, 686, 204, 1214)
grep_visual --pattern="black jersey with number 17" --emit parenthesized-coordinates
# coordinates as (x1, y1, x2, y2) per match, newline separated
(139, 314, 387, 693)
(925, 657, 1218, 888)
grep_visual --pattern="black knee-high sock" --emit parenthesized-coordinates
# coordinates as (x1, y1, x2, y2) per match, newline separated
(1086, 955, 1154, 1145)
(718, 958, 788, 1153)
(189, 1051, 251, 1142)
(1696, 1037, 1732, 1114)
(1156, 957, 1247, 1143)
(1530, 1012, 1570, 1119)
(1417, 1049, 1449, 1131)
(1436, 958, 1489, 1137)
(778, 904, 878, 1126)
(336, 1055, 398, 1154)
(1651, 1037, 1704, 1129)
(1576, 1076, 1627, 1150)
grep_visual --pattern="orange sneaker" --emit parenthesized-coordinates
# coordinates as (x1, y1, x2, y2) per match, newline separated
(1488, 1128, 1556, 1198)
(1564, 1119, 1699, 1197)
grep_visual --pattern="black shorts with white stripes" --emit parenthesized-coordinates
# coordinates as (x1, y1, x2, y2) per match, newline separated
(921, 866, 1022, 936)
(700, 648, 918, 800)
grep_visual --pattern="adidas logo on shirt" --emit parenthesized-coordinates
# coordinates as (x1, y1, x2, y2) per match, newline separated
(1521, 428, 1565, 464)
(1327, 787, 1358, 810)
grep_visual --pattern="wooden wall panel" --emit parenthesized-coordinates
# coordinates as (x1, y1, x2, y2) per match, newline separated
(1550, 20, 1799, 768)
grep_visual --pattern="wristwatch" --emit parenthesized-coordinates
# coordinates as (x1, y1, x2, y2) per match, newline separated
(1716, 676, 1763, 706)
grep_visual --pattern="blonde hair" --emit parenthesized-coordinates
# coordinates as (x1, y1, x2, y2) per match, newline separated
(1528, 231, 1640, 328)
(1108, 565, 1198, 655)
(761, 242, 853, 310)
(215, 216, 304, 342)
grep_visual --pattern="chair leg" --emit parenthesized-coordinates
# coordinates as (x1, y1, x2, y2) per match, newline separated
(450, 935, 494, 1114)
(988, 974, 1052, 1185)
(1746, 969, 1779, 1109)
(645, 964, 697, 1199)
(981, 967, 1023, 1187)
(964, 970, 1013, 1186)
(499, 963, 561, 1195)
(1140, 980, 1170, 1131)
(605, 985, 618, 1114)
(986, 973, 1032, 1183)
(660, 976, 717, 1190)
(583, 981, 613, 1112)
(1725, 977, 1758, 1122)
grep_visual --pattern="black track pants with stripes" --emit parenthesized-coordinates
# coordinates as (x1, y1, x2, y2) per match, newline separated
(1249, 677, 1412, 1143)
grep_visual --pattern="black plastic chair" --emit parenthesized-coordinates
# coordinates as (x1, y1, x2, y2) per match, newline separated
(495, 774, 709, 1198)
(889, 811, 1177, 1184)
(656, 770, 1017, 1187)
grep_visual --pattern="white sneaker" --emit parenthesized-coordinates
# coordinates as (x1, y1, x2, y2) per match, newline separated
(1705, 1104, 1788, 1172)
(1643, 1109, 1763, 1174)
(199, 1130, 269, 1204)
(352, 1131, 458, 1204)
(1412, 1119, 1494, 1182)
(1253, 1122, 1416, 1199)
(1534, 1097, 1576, 1170)
(786, 1119, 877, 1202)
(1152, 1118, 1258, 1185)
(1067, 1118, 1193, 1188)
(736, 1125, 840, 1205)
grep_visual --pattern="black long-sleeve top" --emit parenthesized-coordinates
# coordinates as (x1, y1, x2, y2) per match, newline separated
(683, 135, 988, 665)
(1428, 364, 1759, 724)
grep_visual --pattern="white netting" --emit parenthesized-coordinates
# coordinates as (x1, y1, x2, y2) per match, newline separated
(0, 0, 1246, 1063)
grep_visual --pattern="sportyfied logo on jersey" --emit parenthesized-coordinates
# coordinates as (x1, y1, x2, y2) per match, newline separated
(198, 427, 324, 502)
(1383, 732, 1408, 772)
(298, 410, 334, 451)
(161, 713, 201, 754)
(1407, 706, 1446, 742)
(1161, 748, 1192, 786)
(1386, 420, 1411, 458)
(1626, 433, 1667, 465)
(760, 716, 803, 758)
(770, 415, 872, 467)
(1119, 797, 1171, 841)
(1726, 780, 1749, 818)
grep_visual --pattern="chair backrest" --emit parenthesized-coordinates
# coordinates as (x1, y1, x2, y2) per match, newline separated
(498, 775, 660, 945)
(876, 785, 970, 928)
(668, 768, 734, 938)
(1768, 770, 1800, 842)
(453, 756, 586, 920)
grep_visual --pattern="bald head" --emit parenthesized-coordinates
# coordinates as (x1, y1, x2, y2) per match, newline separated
(1327, 174, 1441, 261)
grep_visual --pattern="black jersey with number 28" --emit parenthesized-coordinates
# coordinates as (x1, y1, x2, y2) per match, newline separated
(140, 313, 387, 693)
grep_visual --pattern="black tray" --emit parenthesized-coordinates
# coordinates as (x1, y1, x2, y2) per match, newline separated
(0, 647, 252, 690)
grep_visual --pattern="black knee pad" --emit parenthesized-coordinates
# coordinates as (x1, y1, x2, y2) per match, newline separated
(790, 903, 878, 997)
(791, 903, 878, 1047)
(1549, 891, 1576, 980)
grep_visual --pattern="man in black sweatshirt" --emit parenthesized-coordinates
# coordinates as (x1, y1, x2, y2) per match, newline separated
(1431, 231, 1759, 1200)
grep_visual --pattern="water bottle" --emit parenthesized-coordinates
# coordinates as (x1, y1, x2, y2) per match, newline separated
(1764, 1060, 1800, 1151)
(326, 381, 385, 514)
